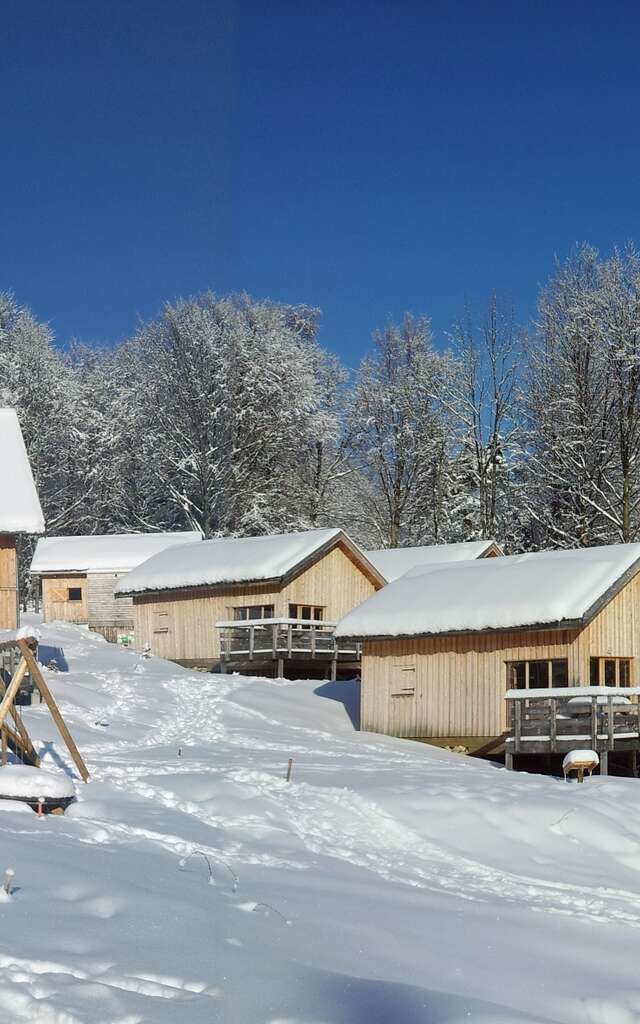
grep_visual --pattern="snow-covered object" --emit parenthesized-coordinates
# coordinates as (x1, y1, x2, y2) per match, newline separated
(0, 626, 38, 649)
(0, 766, 75, 800)
(366, 540, 499, 582)
(31, 531, 202, 574)
(562, 750, 599, 771)
(115, 528, 358, 595)
(336, 542, 640, 638)
(0, 409, 44, 534)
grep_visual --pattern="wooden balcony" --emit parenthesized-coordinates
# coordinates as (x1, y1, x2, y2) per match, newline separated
(504, 686, 640, 774)
(216, 618, 361, 679)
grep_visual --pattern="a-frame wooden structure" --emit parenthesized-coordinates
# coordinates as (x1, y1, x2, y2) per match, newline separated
(0, 632, 89, 782)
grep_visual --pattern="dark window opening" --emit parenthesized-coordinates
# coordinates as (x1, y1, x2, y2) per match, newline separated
(234, 605, 274, 621)
(68, 587, 82, 602)
(590, 657, 632, 687)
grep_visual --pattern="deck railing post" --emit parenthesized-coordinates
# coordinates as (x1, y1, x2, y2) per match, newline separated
(249, 625, 254, 662)
(311, 627, 316, 657)
(272, 623, 278, 659)
(549, 697, 557, 753)
(607, 694, 614, 750)
(514, 699, 522, 754)
(591, 695, 598, 750)
(287, 624, 292, 658)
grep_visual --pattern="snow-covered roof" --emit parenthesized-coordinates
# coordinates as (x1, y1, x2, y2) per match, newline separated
(366, 540, 499, 582)
(336, 543, 640, 639)
(0, 409, 44, 534)
(31, 532, 203, 574)
(115, 528, 375, 595)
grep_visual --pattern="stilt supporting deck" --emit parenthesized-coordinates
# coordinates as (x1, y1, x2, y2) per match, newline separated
(505, 750, 513, 771)
(600, 750, 609, 776)
(276, 657, 284, 678)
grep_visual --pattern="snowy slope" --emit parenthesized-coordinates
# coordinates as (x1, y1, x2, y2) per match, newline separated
(2, 619, 640, 1021)
(337, 542, 640, 637)
(31, 531, 203, 574)
(0, 409, 45, 534)
(366, 540, 497, 582)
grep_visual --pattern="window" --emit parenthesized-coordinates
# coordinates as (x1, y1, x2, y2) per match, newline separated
(506, 659, 569, 690)
(68, 587, 82, 602)
(288, 604, 323, 621)
(390, 664, 416, 697)
(589, 657, 632, 687)
(234, 605, 274, 621)
(153, 610, 170, 635)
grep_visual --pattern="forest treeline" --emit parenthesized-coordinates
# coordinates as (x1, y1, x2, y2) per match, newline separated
(3, 243, 640, 560)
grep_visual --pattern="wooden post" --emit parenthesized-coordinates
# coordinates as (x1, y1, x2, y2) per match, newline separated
(249, 625, 254, 662)
(600, 749, 609, 776)
(1, 726, 7, 765)
(505, 748, 513, 771)
(607, 694, 614, 750)
(330, 657, 337, 682)
(549, 697, 557, 753)
(591, 695, 598, 751)
(18, 642, 89, 782)
(514, 699, 522, 754)
(311, 627, 316, 658)
(287, 624, 292, 658)
(272, 623, 278, 660)
(276, 657, 284, 678)
(0, 658, 29, 729)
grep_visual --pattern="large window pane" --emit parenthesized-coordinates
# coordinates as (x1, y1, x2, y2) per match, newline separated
(590, 657, 600, 686)
(604, 659, 616, 685)
(528, 661, 550, 688)
(551, 660, 568, 687)
(620, 660, 631, 687)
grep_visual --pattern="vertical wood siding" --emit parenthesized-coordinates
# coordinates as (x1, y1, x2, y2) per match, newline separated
(0, 536, 17, 630)
(41, 574, 89, 624)
(133, 541, 379, 663)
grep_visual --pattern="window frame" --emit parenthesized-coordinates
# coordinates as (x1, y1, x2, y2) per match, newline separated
(506, 658, 569, 690)
(67, 586, 83, 603)
(589, 656, 633, 687)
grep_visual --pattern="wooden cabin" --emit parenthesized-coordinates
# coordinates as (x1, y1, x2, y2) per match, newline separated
(0, 409, 45, 628)
(365, 539, 501, 582)
(115, 528, 385, 673)
(336, 544, 640, 768)
(31, 532, 202, 642)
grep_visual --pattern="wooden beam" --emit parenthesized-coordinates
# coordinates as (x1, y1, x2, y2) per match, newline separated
(0, 658, 29, 729)
(1, 726, 6, 766)
(0, 677, 40, 765)
(18, 642, 89, 782)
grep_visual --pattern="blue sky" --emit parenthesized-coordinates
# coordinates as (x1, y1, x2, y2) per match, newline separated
(2, 1, 639, 366)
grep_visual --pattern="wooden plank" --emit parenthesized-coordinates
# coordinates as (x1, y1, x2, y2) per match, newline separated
(607, 695, 614, 750)
(549, 697, 557, 752)
(514, 700, 522, 753)
(18, 642, 90, 782)
(1, 726, 6, 765)
(591, 695, 598, 749)
(0, 658, 29, 728)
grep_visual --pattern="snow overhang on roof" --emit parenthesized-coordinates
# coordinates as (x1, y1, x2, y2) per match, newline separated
(30, 532, 203, 575)
(0, 409, 45, 534)
(335, 543, 640, 640)
(114, 528, 382, 596)
(365, 540, 500, 582)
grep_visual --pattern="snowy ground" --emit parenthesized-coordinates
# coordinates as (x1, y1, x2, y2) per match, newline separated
(1, 620, 640, 1022)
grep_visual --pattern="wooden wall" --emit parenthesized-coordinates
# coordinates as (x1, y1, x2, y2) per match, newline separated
(41, 574, 88, 624)
(87, 573, 134, 630)
(133, 541, 380, 664)
(0, 536, 17, 630)
(360, 569, 640, 738)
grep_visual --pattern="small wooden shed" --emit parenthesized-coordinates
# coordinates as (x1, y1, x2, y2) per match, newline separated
(336, 543, 640, 753)
(31, 532, 202, 642)
(0, 410, 45, 628)
(115, 528, 385, 672)
(365, 539, 501, 582)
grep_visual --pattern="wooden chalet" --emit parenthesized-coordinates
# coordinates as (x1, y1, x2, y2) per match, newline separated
(115, 528, 385, 675)
(0, 409, 45, 628)
(336, 544, 640, 773)
(31, 532, 202, 642)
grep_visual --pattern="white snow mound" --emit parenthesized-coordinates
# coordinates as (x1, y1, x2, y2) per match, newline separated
(0, 765, 75, 800)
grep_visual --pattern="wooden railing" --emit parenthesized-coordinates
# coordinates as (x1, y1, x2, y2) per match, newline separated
(216, 618, 361, 663)
(504, 686, 640, 770)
